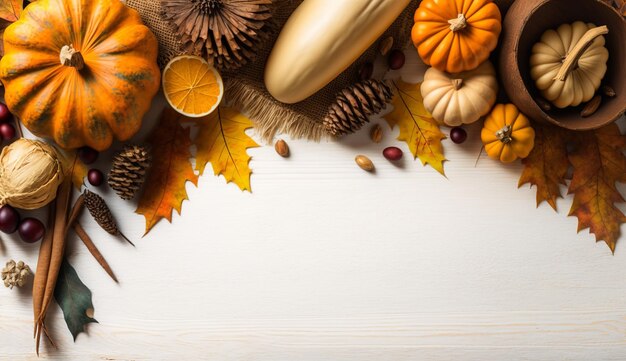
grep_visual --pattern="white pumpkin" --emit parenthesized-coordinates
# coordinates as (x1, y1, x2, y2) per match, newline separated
(264, 0, 411, 104)
(421, 61, 498, 126)
(530, 22, 609, 109)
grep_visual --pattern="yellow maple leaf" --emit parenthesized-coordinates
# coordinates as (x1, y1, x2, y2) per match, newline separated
(194, 107, 259, 192)
(383, 79, 447, 175)
(567, 123, 626, 253)
(518, 123, 569, 211)
(136, 107, 199, 235)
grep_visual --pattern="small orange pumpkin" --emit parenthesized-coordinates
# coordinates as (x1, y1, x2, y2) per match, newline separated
(481, 104, 535, 163)
(412, 0, 502, 73)
(0, 0, 160, 151)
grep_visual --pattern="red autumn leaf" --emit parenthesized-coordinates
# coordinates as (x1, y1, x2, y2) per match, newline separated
(135, 107, 199, 235)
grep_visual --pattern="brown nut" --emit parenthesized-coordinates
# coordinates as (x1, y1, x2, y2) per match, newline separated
(275, 139, 290, 157)
(602, 85, 616, 98)
(581, 95, 601, 118)
(379, 36, 394, 56)
(355, 155, 374, 172)
(370, 124, 383, 143)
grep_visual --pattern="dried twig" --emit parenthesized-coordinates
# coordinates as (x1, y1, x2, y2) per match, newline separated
(73, 222, 118, 283)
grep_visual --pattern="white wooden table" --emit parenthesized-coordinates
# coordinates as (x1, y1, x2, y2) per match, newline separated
(1, 52, 625, 361)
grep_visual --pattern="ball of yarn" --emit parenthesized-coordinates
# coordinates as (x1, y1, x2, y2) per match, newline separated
(0, 139, 64, 210)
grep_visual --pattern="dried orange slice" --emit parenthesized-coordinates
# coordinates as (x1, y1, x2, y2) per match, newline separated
(162, 55, 223, 117)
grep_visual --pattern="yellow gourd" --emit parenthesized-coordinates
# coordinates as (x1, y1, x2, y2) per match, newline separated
(481, 104, 535, 163)
(530, 22, 609, 108)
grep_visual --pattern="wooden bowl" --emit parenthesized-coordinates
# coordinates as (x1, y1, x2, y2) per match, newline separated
(499, 0, 626, 130)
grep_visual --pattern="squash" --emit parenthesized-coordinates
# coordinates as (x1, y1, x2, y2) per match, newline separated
(412, 0, 502, 73)
(264, 0, 411, 104)
(530, 22, 609, 109)
(481, 104, 535, 163)
(0, 0, 161, 151)
(421, 61, 498, 126)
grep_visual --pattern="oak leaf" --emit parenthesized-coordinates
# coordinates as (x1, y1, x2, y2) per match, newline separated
(567, 123, 626, 252)
(518, 123, 569, 210)
(194, 107, 258, 191)
(0, 0, 21, 23)
(54, 258, 98, 341)
(136, 107, 199, 234)
(383, 80, 447, 175)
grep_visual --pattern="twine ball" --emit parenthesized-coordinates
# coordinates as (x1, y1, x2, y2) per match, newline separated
(0, 139, 64, 210)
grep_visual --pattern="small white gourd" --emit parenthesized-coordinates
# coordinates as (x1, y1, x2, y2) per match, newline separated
(421, 61, 498, 126)
(530, 22, 609, 109)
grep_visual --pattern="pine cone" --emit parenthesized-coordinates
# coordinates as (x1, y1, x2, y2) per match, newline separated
(108, 145, 151, 200)
(2, 260, 31, 289)
(161, 0, 272, 70)
(323, 79, 393, 137)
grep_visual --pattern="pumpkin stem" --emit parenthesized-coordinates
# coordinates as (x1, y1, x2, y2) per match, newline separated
(553, 25, 609, 82)
(451, 79, 463, 90)
(59, 45, 85, 71)
(496, 125, 513, 144)
(448, 14, 467, 32)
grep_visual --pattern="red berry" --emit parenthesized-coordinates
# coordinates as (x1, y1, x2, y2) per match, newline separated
(0, 205, 20, 234)
(388, 50, 406, 70)
(87, 169, 104, 186)
(0, 123, 16, 141)
(18, 218, 45, 243)
(450, 127, 468, 144)
(0, 103, 12, 123)
(78, 147, 99, 164)
(359, 62, 374, 80)
(383, 146, 403, 161)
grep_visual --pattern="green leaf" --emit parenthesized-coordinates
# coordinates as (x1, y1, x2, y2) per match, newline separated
(54, 258, 98, 341)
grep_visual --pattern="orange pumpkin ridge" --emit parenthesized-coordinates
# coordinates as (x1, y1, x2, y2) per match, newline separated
(412, 0, 502, 74)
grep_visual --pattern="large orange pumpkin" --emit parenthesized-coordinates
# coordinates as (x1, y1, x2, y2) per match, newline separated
(0, 0, 160, 151)
(412, 0, 502, 73)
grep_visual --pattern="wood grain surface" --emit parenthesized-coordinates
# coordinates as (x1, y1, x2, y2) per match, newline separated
(1, 45, 625, 361)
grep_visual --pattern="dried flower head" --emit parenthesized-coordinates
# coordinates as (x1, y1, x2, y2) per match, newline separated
(2, 260, 32, 289)
(0, 139, 64, 210)
(161, 0, 272, 70)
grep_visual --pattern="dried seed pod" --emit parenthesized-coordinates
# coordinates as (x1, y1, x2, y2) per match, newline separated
(2, 260, 31, 289)
(355, 155, 374, 172)
(83, 190, 134, 246)
(274, 139, 290, 157)
(370, 124, 383, 143)
(581, 95, 601, 117)
(161, 0, 272, 70)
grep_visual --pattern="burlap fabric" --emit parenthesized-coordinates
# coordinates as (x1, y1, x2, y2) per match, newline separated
(126, 0, 419, 142)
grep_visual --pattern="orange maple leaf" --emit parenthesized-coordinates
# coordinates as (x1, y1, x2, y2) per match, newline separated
(518, 123, 569, 211)
(383, 79, 447, 176)
(0, 0, 21, 23)
(136, 107, 199, 235)
(567, 123, 626, 252)
(194, 107, 258, 192)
